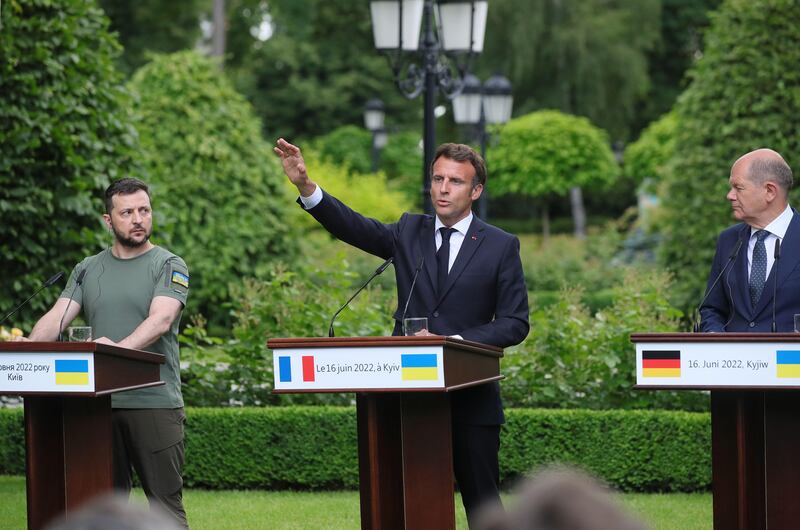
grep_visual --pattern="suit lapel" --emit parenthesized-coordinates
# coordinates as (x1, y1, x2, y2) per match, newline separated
(420, 216, 439, 296)
(436, 217, 486, 304)
(733, 225, 753, 318)
(755, 211, 800, 315)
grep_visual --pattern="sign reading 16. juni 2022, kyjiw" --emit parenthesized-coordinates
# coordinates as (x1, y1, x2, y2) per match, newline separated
(635, 341, 800, 387)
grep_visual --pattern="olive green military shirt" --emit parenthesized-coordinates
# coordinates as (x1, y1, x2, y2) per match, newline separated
(60, 246, 189, 408)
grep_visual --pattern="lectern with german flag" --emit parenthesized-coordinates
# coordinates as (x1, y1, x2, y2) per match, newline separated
(268, 335, 504, 530)
(632, 332, 800, 530)
(0, 341, 164, 530)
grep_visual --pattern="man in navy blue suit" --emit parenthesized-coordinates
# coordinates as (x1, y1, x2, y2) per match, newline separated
(700, 148, 798, 332)
(274, 138, 530, 525)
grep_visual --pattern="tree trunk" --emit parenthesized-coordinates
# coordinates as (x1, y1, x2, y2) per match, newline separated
(541, 201, 550, 241)
(570, 186, 586, 239)
(211, 0, 226, 62)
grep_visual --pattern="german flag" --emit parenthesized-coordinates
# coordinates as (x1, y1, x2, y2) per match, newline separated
(642, 350, 680, 378)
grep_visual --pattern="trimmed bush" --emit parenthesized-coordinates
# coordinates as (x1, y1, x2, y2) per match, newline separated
(127, 51, 298, 329)
(0, 407, 710, 492)
(0, 0, 139, 330)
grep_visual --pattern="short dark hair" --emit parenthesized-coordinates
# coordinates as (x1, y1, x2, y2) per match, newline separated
(747, 157, 793, 194)
(104, 178, 150, 214)
(431, 143, 487, 188)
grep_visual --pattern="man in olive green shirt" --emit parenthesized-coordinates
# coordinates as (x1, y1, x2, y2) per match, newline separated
(20, 178, 190, 528)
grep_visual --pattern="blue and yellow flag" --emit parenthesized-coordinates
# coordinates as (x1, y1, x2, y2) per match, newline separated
(401, 354, 438, 381)
(55, 359, 89, 385)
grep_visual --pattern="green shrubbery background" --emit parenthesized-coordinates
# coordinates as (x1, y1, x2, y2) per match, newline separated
(0, 407, 710, 492)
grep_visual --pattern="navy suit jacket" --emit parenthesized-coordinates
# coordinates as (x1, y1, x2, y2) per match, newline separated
(700, 211, 800, 332)
(302, 191, 530, 425)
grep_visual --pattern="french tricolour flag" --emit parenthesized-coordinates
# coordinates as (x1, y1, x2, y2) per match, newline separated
(278, 355, 315, 382)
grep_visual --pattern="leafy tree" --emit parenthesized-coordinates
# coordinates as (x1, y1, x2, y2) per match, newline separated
(98, 0, 207, 76)
(658, 0, 800, 313)
(476, 0, 660, 141)
(623, 111, 678, 188)
(225, 0, 419, 141)
(127, 51, 298, 330)
(312, 126, 423, 205)
(488, 111, 619, 237)
(0, 0, 139, 330)
(634, 0, 722, 132)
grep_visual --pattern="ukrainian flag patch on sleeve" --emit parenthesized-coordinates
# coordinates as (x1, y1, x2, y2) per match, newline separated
(171, 271, 189, 288)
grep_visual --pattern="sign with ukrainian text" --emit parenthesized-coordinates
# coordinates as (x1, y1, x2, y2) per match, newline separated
(0, 352, 95, 392)
(273, 346, 444, 390)
(635, 341, 800, 388)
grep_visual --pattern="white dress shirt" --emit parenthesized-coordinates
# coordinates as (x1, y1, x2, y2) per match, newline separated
(747, 204, 793, 278)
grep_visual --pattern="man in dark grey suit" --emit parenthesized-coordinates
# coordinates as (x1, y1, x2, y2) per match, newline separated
(274, 138, 529, 525)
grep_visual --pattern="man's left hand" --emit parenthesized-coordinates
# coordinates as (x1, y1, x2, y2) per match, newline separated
(94, 337, 117, 346)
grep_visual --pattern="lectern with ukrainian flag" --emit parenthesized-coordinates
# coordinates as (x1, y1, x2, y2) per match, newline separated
(267, 335, 504, 530)
(632, 333, 800, 530)
(0, 342, 164, 530)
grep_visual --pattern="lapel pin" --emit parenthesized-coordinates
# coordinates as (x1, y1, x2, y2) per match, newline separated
(471, 235, 477, 240)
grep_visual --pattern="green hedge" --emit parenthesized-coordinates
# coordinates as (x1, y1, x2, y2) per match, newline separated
(0, 407, 710, 492)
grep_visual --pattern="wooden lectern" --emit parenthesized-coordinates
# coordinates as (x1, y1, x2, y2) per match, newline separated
(267, 335, 504, 530)
(0, 342, 164, 530)
(631, 332, 800, 530)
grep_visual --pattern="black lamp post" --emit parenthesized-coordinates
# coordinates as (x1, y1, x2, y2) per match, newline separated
(452, 73, 513, 219)
(370, 0, 488, 214)
(364, 98, 389, 172)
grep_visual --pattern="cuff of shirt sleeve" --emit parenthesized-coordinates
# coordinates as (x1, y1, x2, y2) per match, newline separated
(299, 185, 323, 209)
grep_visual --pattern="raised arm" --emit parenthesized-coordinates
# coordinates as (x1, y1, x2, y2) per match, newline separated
(274, 138, 318, 197)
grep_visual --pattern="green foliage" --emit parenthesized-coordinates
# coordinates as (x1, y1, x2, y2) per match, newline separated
(127, 51, 298, 328)
(312, 126, 423, 206)
(98, 0, 206, 75)
(502, 409, 710, 492)
(298, 151, 413, 226)
(0, 407, 712, 492)
(182, 259, 397, 407)
(0, 410, 24, 475)
(0, 0, 139, 330)
(503, 269, 707, 411)
(477, 0, 660, 141)
(489, 110, 619, 197)
(184, 407, 359, 489)
(623, 111, 678, 185)
(312, 126, 373, 175)
(225, 0, 419, 140)
(658, 0, 800, 312)
(635, 0, 721, 132)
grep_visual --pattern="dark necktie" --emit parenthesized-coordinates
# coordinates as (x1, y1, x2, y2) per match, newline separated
(437, 227, 456, 296)
(749, 230, 769, 307)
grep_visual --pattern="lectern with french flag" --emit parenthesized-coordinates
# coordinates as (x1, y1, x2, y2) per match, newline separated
(268, 335, 504, 530)
(632, 332, 800, 530)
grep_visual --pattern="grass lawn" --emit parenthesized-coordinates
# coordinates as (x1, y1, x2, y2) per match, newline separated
(0, 476, 711, 529)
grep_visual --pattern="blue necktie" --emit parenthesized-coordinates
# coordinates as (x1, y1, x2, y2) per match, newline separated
(749, 230, 769, 307)
(437, 227, 456, 297)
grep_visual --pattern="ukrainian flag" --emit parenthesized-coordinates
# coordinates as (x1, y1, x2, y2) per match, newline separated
(401, 354, 438, 381)
(55, 360, 89, 385)
(776, 350, 800, 378)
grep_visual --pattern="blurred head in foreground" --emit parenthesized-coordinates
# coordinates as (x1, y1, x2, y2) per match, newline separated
(45, 494, 181, 530)
(475, 467, 650, 530)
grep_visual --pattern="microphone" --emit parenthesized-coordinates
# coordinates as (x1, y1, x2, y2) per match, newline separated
(694, 236, 744, 332)
(400, 255, 425, 335)
(328, 257, 393, 338)
(57, 269, 87, 341)
(771, 238, 781, 332)
(0, 272, 64, 326)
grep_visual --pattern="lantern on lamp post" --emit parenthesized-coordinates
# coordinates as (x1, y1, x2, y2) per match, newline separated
(369, 0, 488, 213)
(452, 73, 513, 219)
